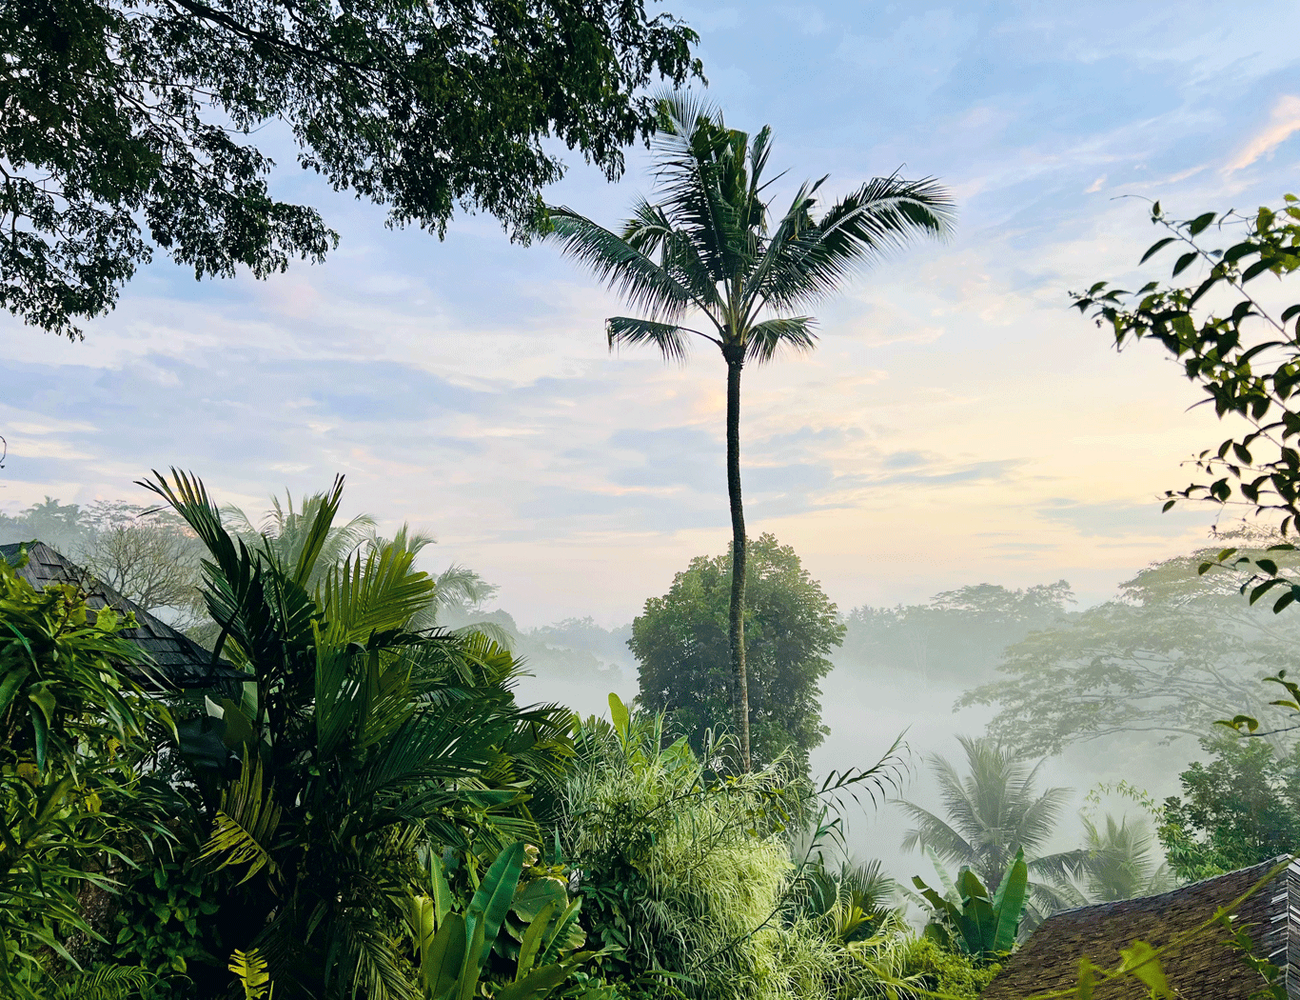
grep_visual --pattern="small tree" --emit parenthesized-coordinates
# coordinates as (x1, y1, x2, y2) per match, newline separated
(1159, 734, 1300, 882)
(630, 533, 844, 773)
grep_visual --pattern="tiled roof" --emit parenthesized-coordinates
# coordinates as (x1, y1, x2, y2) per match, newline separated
(982, 857, 1295, 999)
(1, 540, 242, 690)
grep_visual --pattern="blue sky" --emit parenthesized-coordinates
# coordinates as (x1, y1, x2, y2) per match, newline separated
(5, 1, 1300, 626)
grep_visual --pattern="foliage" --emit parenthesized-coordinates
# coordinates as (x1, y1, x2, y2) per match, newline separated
(959, 534, 1300, 754)
(631, 534, 844, 773)
(1158, 734, 1300, 883)
(792, 858, 897, 946)
(898, 736, 1083, 920)
(407, 841, 596, 1000)
(2, 0, 701, 339)
(842, 581, 1074, 685)
(111, 857, 223, 997)
(141, 469, 574, 1000)
(892, 937, 998, 1000)
(37, 963, 157, 1000)
(0, 545, 176, 997)
(544, 91, 953, 769)
(911, 850, 1028, 964)
(557, 695, 907, 1000)
(1072, 196, 1300, 539)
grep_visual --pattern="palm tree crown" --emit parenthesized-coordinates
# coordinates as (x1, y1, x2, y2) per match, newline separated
(899, 736, 1083, 907)
(545, 92, 954, 768)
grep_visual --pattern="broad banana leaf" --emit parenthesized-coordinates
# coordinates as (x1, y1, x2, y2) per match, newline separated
(990, 849, 1029, 954)
(423, 912, 467, 1000)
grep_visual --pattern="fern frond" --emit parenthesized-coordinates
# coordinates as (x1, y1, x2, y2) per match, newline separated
(229, 948, 274, 1000)
(200, 757, 282, 884)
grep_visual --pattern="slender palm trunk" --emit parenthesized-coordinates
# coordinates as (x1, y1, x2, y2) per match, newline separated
(724, 349, 751, 771)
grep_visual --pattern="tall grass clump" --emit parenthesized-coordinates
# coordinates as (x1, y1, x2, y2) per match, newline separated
(556, 698, 918, 1000)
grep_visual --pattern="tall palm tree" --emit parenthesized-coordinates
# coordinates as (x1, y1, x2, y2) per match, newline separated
(544, 93, 954, 768)
(899, 736, 1085, 920)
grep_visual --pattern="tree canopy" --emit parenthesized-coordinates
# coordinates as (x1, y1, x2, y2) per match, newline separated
(841, 581, 1074, 685)
(959, 537, 1300, 755)
(630, 533, 844, 772)
(2, 0, 700, 338)
(1159, 734, 1300, 883)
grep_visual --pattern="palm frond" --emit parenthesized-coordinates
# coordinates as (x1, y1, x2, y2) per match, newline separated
(319, 542, 436, 645)
(543, 208, 695, 323)
(138, 469, 278, 666)
(760, 173, 955, 310)
(286, 476, 346, 589)
(649, 90, 758, 281)
(432, 563, 498, 612)
(744, 316, 817, 365)
(229, 948, 274, 1000)
(328, 909, 418, 1000)
(49, 964, 156, 1000)
(897, 801, 978, 870)
(606, 316, 692, 362)
(200, 757, 282, 885)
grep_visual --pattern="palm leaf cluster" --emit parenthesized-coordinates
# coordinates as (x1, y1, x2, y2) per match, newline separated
(898, 736, 1086, 922)
(545, 91, 953, 769)
(546, 92, 954, 366)
(142, 470, 572, 1000)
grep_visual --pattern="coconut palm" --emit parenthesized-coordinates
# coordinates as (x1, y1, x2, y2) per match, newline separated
(223, 490, 377, 590)
(544, 92, 954, 768)
(1070, 813, 1174, 903)
(899, 736, 1085, 920)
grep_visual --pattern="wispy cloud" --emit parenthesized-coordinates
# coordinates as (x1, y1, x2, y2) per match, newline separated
(1224, 94, 1300, 174)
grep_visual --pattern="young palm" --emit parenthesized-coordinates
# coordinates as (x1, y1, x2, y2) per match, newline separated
(140, 470, 571, 1000)
(544, 92, 954, 769)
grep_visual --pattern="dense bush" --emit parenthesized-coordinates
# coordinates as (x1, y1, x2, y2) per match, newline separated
(0, 544, 178, 998)
(556, 697, 923, 1000)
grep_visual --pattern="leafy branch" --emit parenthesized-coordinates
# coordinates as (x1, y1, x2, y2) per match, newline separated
(1071, 196, 1300, 547)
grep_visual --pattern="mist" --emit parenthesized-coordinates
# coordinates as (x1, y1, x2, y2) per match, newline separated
(473, 543, 1290, 902)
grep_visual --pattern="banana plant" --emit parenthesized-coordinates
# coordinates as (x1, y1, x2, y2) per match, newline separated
(409, 842, 598, 1000)
(911, 848, 1029, 962)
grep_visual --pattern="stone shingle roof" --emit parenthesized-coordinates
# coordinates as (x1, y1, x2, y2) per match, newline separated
(2, 540, 241, 690)
(982, 857, 1296, 999)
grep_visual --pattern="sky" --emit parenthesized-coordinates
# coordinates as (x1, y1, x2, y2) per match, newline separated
(6, 1, 1300, 631)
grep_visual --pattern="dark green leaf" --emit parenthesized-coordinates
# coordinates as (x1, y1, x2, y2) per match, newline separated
(1139, 238, 1177, 265)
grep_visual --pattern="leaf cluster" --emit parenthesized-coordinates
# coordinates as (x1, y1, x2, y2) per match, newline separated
(1071, 196, 1300, 542)
(2, 0, 702, 338)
